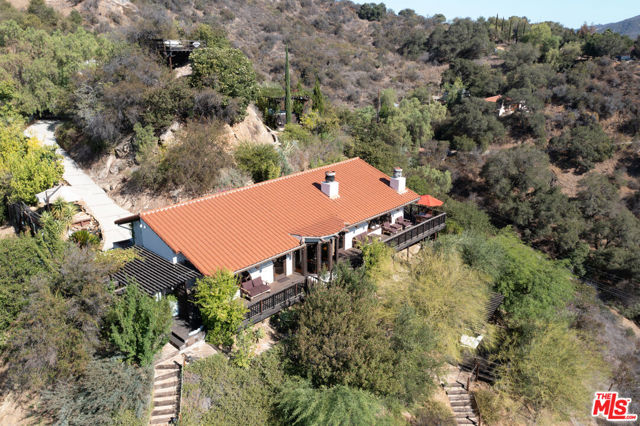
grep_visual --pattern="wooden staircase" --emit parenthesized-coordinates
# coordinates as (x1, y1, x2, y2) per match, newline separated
(149, 361, 182, 425)
(444, 382, 480, 425)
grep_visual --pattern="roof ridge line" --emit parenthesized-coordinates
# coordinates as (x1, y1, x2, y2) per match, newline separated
(142, 157, 361, 216)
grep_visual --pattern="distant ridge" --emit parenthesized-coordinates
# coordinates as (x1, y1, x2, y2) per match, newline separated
(595, 14, 640, 39)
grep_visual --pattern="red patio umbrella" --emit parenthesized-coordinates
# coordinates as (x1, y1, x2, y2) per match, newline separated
(417, 194, 443, 207)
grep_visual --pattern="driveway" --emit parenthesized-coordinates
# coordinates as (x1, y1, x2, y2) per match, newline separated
(25, 120, 132, 250)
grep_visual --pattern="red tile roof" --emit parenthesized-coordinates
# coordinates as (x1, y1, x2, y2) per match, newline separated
(484, 95, 502, 103)
(134, 158, 418, 275)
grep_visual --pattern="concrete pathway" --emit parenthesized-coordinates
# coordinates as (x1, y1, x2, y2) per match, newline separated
(25, 120, 132, 250)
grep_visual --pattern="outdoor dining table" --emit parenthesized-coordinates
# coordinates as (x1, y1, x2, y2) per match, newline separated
(415, 212, 434, 222)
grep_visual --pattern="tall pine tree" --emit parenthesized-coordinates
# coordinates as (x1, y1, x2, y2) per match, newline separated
(285, 46, 292, 124)
(312, 76, 325, 115)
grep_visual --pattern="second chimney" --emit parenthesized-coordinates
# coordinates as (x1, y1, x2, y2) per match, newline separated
(321, 171, 339, 199)
(390, 167, 406, 193)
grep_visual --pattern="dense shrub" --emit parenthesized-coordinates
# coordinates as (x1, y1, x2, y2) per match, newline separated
(549, 122, 614, 172)
(181, 349, 286, 425)
(278, 381, 391, 425)
(496, 322, 604, 416)
(443, 97, 506, 149)
(160, 120, 232, 193)
(106, 281, 172, 366)
(378, 249, 491, 360)
(583, 30, 633, 57)
(442, 58, 504, 97)
(133, 120, 232, 195)
(4, 246, 113, 389)
(289, 281, 393, 392)
(72, 46, 172, 147)
(234, 142, 282, 182)
(493, 232, 575, 327)
(0, 236, 50, 343)
(357, 3, 386, 22)
(406, 165, 452, 196)
(0, 115, 63, 204)
(39, 357, 153, 425)
(194, 270, 247, 347)
(427, 18, 493, 62)
(0, 19, 112, 116)
(442, 198, 496, 236)
(190, 46, 258, 124)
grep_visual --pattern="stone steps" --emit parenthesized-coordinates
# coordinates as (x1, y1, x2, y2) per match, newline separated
(444, 381, 480, 425)
(149, 361, 182, 426)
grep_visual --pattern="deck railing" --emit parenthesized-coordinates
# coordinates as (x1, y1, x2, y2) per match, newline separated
(383, 213, 446, 251)
(7, 202, 41, 235)
(243, 278, 307, 325)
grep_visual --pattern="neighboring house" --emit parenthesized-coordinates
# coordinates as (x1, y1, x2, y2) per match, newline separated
(484, 95, 527, 117)
(114, 158, 446, 343)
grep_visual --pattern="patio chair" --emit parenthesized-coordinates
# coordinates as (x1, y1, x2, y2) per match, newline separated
(395, 217, 412, 228)
(382, 222, 399, 235)
(240, 277, 271, 299)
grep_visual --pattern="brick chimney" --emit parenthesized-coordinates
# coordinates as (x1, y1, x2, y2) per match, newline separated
(390, 167, 406, 193)
(321, 171, 339, 199)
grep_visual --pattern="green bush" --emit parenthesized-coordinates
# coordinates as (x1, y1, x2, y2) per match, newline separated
(451, 134, 478, 151)
(407, 166, 453, 197)
(70, 230, 101, 248)
(277, 380, 392, 425)
(194, 270, 247, 347)
(413, 399, 456, 426)
(5, 246, 113, 389)
(181, 349, 286, 426)
(106, 281, 172, 366)
(360, 238, 393, 281)
(231, 327, 263, 369)
(549, 122, 614, 172)
(473, 388, 503, 425)
(442, 198, 495, 236)
(190, 46, 258, 123)
(428, 18, 493, 62)
(493, 232, 575, 327)
(357, 3, 386, 21)
(288, 281, 394, 393)
(234, 142, 281, 183)
(0, 236, 50, 344)
(496, 322, 605, 416)
(39, 357, 153, 426)
(584, 30, 633, 57)
(0, 116, 63, 204)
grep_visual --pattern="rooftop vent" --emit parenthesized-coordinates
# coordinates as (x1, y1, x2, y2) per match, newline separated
(390, 167, 406, 193)
(321, 171, 339, 199)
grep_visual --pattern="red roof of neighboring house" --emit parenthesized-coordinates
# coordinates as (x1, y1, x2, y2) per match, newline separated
(484, 95, 502, 103)
(128, 158, 419, 275)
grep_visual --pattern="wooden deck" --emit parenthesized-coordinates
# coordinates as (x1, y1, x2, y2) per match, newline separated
(383, 213, 446, 251)
(242, 273, 307, 326)
(338, 248, 363, 267)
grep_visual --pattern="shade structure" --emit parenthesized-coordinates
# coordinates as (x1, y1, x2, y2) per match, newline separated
(417, 194, 443, 207)
(36, 185, 81, 205)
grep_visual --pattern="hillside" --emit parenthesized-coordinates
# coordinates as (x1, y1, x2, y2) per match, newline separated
(15, 0, 447, 106)
(1, 2, 640, 425)
(596, 14, 640, 39)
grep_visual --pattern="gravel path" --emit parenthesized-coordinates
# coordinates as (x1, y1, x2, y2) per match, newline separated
(25, 120, 132, 250)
